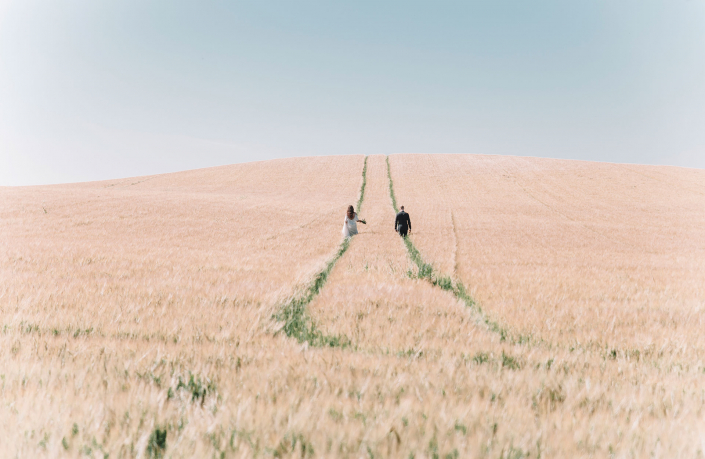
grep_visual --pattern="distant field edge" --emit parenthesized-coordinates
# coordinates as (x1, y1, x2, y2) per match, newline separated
(385, 156, 532, 345)
(273, 156, 368, 348)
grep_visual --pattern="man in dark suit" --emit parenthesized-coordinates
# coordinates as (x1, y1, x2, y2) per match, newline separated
(395, 205, 412, 237)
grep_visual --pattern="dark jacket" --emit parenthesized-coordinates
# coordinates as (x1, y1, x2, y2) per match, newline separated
(395, 211, 411, 232)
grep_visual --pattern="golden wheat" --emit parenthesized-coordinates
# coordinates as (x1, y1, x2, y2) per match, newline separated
(303, 155, 705, 457)
(388, 154, 705, 355)
(0, 154, 702, 458)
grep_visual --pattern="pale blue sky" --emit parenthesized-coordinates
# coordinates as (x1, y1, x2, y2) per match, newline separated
(1, 1, 704, 185)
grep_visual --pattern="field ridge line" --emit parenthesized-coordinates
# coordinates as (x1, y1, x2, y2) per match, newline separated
(273, 156, 368, 348)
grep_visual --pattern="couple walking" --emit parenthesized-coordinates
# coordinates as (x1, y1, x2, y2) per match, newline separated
(342, 205, 412, 238)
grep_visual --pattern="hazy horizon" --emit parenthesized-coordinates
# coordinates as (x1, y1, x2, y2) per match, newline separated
(3, 152, 704, 188)
(2, 1, 704, 186)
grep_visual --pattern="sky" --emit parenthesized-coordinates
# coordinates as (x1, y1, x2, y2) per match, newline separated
(1, 0, 704, 186)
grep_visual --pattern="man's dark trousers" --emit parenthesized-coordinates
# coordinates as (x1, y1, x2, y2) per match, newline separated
(398, 226, 408, 237)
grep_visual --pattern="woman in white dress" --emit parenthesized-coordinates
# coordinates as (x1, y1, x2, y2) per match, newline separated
(342, 205, 366, 238)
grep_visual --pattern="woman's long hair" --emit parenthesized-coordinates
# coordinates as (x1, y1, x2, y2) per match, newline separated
(347, 205, 355, 220)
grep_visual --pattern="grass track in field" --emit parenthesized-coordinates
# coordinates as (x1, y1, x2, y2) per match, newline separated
(385, 155, 529, 344)
(274, 156, 368, 347)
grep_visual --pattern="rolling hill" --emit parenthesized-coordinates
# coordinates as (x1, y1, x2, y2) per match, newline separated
(1, 154, 703, 458)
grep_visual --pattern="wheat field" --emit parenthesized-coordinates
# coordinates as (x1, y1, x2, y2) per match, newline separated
(1, 154, 704, 458)
(388, 154, 705, 354)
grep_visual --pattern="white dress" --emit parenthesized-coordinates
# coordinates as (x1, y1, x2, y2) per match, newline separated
(342, 213, 359, 238)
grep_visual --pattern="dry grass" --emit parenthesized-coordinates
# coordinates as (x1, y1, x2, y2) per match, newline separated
(0, 156, 368, 456)
(388, 154, 705, 355)
(1, 154, 703, 458)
